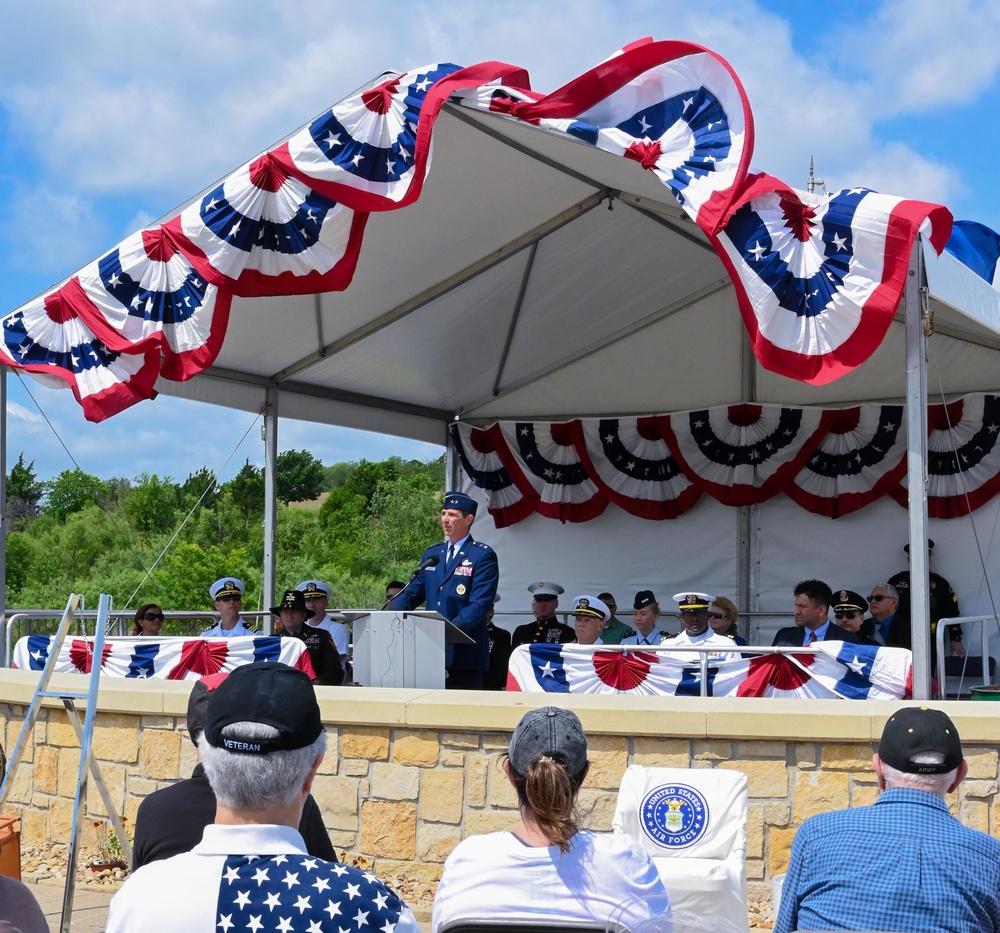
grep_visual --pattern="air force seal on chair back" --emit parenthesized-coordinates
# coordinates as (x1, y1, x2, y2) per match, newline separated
(640, 782, 710, 849)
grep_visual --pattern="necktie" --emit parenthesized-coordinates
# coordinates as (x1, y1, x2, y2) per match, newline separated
(805, 630, 815, 646)
(446, 545, 456, 570)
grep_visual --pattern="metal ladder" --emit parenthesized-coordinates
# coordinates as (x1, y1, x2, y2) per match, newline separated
(0, 593, 131, 932)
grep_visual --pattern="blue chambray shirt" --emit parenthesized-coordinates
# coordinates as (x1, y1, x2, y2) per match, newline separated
(775, 787, 1000, 933)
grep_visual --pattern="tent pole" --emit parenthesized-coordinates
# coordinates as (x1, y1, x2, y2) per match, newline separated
(905, 242, 931, 699)
(0, 368, 6, 637)
(262, 387, 278, 633)
(737, 318, 757, 640)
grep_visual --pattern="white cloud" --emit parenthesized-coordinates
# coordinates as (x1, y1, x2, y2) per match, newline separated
(851, 0, 1000, 115)
(0, 184, 108, 276)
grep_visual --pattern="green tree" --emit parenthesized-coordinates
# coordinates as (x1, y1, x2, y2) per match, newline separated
(44, 469, 108, 521)
(128, 473, 179, 533)
(364, 476, 441, 569)
(226, 460, 264, 524)
(6, 452, 44, 529)
(276, 449, 325, 505)
(180, 467, 220, 510)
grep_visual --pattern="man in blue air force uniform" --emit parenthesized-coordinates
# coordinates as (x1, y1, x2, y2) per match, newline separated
(390, 491, 499, 689)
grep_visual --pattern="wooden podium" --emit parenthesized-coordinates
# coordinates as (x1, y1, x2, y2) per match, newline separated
(348, 610, 474, 689)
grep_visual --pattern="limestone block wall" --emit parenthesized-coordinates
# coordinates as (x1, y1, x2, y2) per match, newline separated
(2, 670, 999, 902)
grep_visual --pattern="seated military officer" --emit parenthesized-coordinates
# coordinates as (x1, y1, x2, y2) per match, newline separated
(571, 595, 611, 645)
(511, 582, 575, 647)
(272, 589, 343, 686)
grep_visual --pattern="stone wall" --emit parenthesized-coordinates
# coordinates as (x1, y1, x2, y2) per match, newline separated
(2, 671, 1000, 903)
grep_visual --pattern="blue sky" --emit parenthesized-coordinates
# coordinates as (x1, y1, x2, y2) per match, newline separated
(1, 0, 998, 483)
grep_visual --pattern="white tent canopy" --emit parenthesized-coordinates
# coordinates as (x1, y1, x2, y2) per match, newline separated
(6, 44, 1000, 696)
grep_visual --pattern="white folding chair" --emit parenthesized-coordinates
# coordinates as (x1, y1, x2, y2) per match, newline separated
(612, 766, 749, 932)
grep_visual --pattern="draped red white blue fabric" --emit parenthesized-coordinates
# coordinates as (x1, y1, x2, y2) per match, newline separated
(0, 40, 944, 421)
(452, 38, 753, 234)
(457, 393, 1000, 524)
(12, 635, 314, 681)
(506, 641, 911, 699)
(661, 403, 834, 506)
(894, 394, 1000, 518)
(712, 174, 952, 384)
(786, 404, 908, 518)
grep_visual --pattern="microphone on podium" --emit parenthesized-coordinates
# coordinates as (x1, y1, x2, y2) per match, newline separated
(380, 553, 440, 610)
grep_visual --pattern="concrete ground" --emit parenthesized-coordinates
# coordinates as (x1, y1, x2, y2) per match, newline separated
(23, 880, 115, 932)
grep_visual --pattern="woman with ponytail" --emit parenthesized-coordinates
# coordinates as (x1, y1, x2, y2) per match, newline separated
(432, 706, 670, 931)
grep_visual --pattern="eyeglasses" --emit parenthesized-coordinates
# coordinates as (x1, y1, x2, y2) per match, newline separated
(218, 595, 242, 603)
(142, 612, 164, 622)
(868, 594, 888, 602)
(708, 612, 728, 620)
(834, 611, 860, 619)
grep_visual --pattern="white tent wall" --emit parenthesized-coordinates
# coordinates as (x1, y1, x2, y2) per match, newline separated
(466, 481, 1000, 652)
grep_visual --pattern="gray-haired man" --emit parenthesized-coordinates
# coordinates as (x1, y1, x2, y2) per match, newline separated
(108, 662, 419, 932)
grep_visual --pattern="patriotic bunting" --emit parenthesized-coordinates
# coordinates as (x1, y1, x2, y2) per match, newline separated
(449, 423, 536, 528)
(786, 404, 907, 518)
(506, 641, 911, 699)
(454, 39, 753, 233)
(458, 394, 1000, 524)
(12, 635, 315, 681)
(571, 418, 701, 520)
(492, 421, 608, 523)
(894, 394, 1000, 518)
(661, 403, 834, 506)
(0, 44, 955, 420)
(712, 174, 952, 384)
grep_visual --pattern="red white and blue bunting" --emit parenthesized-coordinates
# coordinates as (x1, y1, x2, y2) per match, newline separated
(506, 641, 911, 699)
(12, 635, 314, 681)
(0, 42, 954, 422)
(454, 393, 1000, 523)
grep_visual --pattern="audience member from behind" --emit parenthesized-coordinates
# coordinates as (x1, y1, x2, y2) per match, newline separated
(109, 663, 419, 933)
(775, 706, 1000, 933)
(432, 706, 670, 931)
(131, 603, 165, 636)
(201, 578, 257, 637)
(772, 579, 860, 647)
(571, 595, 610, 645)
(0, 875, 48, 933)
(272, 589, 344, 686)
(832, 589, 881, 644)
(621, 590, 668, 645)
(597, 591, 635, 644)
(131, 671, 335, 869)
(709, 596, 747, 645)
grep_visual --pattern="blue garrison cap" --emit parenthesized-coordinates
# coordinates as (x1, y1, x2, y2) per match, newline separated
(443, 491, 478, 515)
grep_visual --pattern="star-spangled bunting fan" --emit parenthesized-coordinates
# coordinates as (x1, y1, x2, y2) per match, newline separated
(506, 641, 911, 699)
(660, 403, 835, 507)
(893, 394, 1000, 518)
(453, 393, 1000, 525)
(711, 173, 952, 385)
(0, 42, 956, 421)
(12, 635, 315, 681)
(215, 854, 412, 933)
(786, 404, 907, 518)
